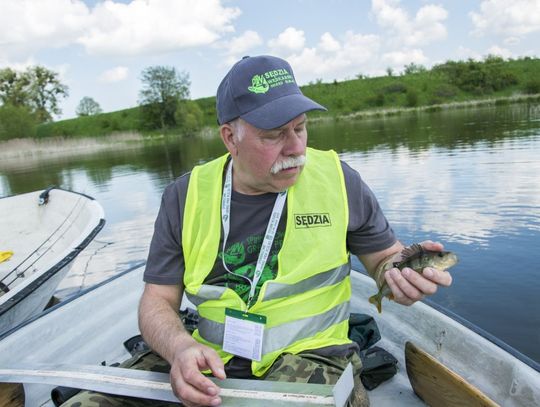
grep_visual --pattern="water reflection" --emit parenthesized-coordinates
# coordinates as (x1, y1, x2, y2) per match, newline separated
(309, 103, 540, 154)
(343, 138, 540, 246)
(0, 102, 539, 363)
(0, 131, 227, 196)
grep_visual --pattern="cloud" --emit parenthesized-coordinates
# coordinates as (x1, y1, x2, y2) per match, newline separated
(285, 31, 381, 82)
(79, 0, 241, 56)
(0, 0, 241, 59)
(457, 44, 512, 60)
(221, 30, 263, 58)
(219, 30, 263, 66)
(268, 27, 306, 53)
(0, 58, 70, 83)
(0, 57, 37, 71)
(340, 31, 382, 65)
(470, 0, 540, 37)
(456, 46, 482, 61)
(371, 0, 448, 46)
(263, 1, 447, 83)
(486, 45, 512, 59)
(371, 0, 408, 29)
(503, 37, 521, 46)
(98, 66, 129, 83)
(382, 49, 428, 66)
(0, 0, 90, 60)
(318, 32, 341, 53)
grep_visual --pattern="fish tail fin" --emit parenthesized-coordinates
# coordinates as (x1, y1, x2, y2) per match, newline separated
(368, 293, 383, 313)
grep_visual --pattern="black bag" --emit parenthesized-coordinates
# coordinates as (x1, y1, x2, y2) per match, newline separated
(359, 346, 398, 390)
(348, 313, 398, 390)
(180, 307, 199, 334)
(348, 313, 381, 350)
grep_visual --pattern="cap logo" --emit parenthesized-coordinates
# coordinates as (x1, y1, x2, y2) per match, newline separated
(248, 74, 269, 94)
(247, 69, 295, 94)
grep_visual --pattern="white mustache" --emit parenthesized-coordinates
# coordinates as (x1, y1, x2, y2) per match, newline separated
(270, 155, 306, 174)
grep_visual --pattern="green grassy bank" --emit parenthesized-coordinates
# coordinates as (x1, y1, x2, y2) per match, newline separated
(35, 56, 540, 139)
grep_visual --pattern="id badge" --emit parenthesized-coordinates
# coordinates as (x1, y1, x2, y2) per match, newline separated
(222, 308, 266, 361)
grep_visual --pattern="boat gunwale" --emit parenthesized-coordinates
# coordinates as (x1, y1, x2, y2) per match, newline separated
(2, 263, 538, 375)
(0, 186, 97, 202)
(0, 261, 146, 341)
(0, 187, 106, 320)
(422, 295, 540, 373)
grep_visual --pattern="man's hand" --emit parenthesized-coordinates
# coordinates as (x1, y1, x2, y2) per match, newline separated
(138, 283, 226, 406)
(384, 240, 453, 306)
(169, 336, 226, 407)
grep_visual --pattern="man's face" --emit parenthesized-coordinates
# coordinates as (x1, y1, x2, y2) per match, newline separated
(227, 114, 308, 194)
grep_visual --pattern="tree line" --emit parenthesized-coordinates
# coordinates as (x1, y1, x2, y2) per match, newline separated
(0, 65, 203, 140)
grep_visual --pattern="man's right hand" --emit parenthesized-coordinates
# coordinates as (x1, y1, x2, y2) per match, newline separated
(138, 283, 226, 406)
(170, 336, 226, 407)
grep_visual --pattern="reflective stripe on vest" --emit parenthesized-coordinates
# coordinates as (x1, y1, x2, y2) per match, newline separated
(186, 261, 350, 306)
(182, 147, 351, 376)
(198, 301, 350, 355)
(186, 286, 227, 307)
(262, 262, 350, 301)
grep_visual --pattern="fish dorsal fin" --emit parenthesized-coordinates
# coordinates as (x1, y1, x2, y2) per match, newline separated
(402, 243, 424, 258)
(394, 243, 424, 268)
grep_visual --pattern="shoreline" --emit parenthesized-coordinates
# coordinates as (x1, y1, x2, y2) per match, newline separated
(0, 132, 145, 162)
(310, 93, 540, 123)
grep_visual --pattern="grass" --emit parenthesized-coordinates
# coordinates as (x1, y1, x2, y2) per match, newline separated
(34, 57, 540, 139)
(300, 57, 540, 120)
(36, 107, 142, 138)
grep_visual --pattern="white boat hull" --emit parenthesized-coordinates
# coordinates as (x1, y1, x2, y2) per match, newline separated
(0, 188, 105, 335)
(0, 264, 538, 406)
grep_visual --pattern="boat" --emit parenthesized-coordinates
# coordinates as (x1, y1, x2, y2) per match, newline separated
(0, 187, 105, 335)
(0, 262, 539, 406)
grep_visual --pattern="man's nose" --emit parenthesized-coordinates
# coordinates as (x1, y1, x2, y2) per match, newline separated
(282, 129, 305, 156)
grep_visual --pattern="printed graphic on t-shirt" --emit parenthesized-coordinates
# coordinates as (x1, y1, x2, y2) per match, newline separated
(219, 231, 285, 303)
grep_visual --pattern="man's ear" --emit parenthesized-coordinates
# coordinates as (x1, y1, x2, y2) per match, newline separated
(220, 123, 238, 156)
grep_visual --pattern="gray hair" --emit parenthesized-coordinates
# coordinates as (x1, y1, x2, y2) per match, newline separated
(228, 118, 244, 142)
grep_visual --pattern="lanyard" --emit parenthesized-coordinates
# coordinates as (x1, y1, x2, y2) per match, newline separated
(221, 160, 287, 309)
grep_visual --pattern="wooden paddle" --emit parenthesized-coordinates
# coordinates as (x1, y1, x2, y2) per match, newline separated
(0, 383, 24, 407)
(405, 341, 499, 407)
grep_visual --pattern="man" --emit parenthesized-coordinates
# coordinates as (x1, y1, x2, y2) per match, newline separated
(64, 55, 452, 407)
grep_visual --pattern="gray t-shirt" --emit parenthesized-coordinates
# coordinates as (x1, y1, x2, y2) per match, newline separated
(143, 160, 396, 377)
(145, 160, 396, 286)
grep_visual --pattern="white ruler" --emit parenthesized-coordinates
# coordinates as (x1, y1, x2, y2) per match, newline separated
(0, 363, 351, 406)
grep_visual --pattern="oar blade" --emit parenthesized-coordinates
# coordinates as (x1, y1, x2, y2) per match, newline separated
(405, 341, 499, 407)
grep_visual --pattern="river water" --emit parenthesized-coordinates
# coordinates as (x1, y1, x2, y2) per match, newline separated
(1, 103, 539, 364)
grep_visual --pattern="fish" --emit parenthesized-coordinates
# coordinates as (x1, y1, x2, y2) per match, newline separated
(368, 243, 458, 313)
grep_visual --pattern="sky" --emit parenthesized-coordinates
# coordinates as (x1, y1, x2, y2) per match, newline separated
(1, 0, 539, 120)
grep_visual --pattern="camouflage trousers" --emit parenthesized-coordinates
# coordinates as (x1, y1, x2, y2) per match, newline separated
(61, 350, 369, 407)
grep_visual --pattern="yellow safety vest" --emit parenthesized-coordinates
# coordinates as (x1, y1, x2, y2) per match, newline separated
(183, 147, 351, 376)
